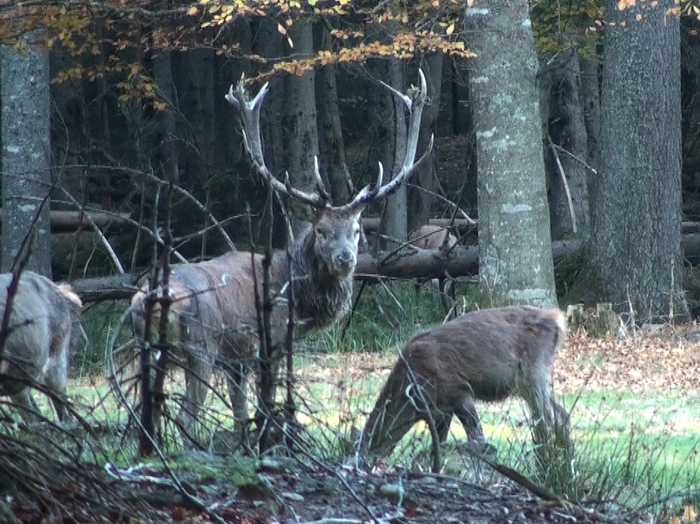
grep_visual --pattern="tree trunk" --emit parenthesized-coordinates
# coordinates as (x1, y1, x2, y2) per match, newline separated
(285, 18, 320, 234)
(548, 49, 591, 240)
(465, 2, 557, 307)
(409, 54, 443, 232)
(316, 25, 352, 206)
(580, 56, 601, 172)
(153, 49, 179, 185)
(591, 0, 688, 322)
(378, 59, 408, 249)
(1, 32, 52, 276)
(255, 18, 285, 179)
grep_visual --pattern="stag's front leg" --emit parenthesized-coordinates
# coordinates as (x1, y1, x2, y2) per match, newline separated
(225, 362, 250, 446)
(177, 347, 213, 447)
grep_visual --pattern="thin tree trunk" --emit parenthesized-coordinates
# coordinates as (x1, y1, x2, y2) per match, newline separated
(548, 49, 590, 240)
(409, 54, 443, 232)
(465, 2, 557, 307)
(255, 18, 285, 179)
(153, 49, 179, 185)
(580, 56, 601, 172)
(285, 18, 320, 234)
(591, 0, 687, 322)
(379, 59, 408, 248)
(316, 25, 351, 206)
(1, 31, 52, 276)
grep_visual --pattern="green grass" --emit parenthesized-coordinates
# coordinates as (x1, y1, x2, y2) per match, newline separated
(51, 281, 700, 518)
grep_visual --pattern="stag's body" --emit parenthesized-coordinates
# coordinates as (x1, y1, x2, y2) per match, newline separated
(360, 306, 571, 461)
(130, 70, 432, 444)
(0, 271, 82, 422)
(131, 221, 357, 433)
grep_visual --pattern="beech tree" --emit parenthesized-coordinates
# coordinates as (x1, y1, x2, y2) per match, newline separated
(464, 1, 557, 307)
(1, 32, 52, 276)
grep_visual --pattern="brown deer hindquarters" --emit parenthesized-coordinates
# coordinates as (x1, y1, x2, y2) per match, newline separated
(0, 271, 81, 423)
(360, 306, 571, 462)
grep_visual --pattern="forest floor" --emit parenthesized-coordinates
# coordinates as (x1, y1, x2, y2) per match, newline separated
(5, 319, 700, 522)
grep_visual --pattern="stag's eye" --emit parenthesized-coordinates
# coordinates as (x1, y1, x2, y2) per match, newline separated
(316, 228, 328, 240)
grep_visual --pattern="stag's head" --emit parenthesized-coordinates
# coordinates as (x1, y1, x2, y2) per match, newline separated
(310, 206, 362, 277)
(225, 69, 433, 278)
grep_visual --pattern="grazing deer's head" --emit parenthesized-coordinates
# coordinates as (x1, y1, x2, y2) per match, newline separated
(225, 70, 434, 280)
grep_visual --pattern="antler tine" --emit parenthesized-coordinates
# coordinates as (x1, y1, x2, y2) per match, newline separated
(313, 156, 331, 202)
(342, 68, 430, 211)
(225, 75, 328, 209)
(339, 161, 384, 213)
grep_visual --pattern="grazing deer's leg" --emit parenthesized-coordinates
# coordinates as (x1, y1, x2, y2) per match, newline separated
(434, 411, 453, 442)
(455, 397, 485, 443)
(551, 397, 572, 453)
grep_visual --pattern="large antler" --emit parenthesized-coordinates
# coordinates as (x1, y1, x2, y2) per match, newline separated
(225, 75, 329, 209)
(339, 68, 434, 213)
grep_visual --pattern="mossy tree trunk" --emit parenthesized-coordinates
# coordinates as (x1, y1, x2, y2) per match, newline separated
(465, 2, 557, 307)
(1, 32, 52, 276)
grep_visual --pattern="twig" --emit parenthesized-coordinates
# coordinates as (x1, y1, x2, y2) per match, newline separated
(548, 137, 578, 235)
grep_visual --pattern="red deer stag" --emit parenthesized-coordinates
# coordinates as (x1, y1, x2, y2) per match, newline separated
(359, 306, 572, 469)
(130, 71, 433, 444)
(0, 271, 82, 423)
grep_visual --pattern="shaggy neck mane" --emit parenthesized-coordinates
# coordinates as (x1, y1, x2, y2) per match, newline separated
(272, 227, 353, 336)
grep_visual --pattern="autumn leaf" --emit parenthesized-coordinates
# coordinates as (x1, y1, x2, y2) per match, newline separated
(186, 6, 199, 16)
(446, 23, 455, 35)
(617, 0, 636, 10)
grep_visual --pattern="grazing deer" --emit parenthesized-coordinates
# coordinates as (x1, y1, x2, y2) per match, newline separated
(0, 271, 82, 423)
(130, 71, 433, 444)
(359, 306, 572, 467)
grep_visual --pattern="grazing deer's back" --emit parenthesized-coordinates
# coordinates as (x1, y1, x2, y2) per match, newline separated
(402, 306, 566, 401)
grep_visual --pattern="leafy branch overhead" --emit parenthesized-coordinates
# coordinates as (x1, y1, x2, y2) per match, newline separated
(0, 0, 473, 106)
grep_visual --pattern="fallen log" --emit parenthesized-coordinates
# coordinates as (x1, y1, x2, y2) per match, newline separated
(68, 240, 584, 303)
(0, 209, 131, 233)
(69, 232, 700, 304)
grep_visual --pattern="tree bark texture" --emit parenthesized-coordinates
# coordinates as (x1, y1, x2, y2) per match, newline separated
(580, 56, 601, 172)
(548, 49, 591, 240)
(1, 32, 52, 276)
(465, 2, 557, 307)
(153, 49, 179, 185)
(409, 54, 444, 232)
(285, 18, 320, 234)
(378, 59, 408, 248)
(592, 0, 687, 321)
